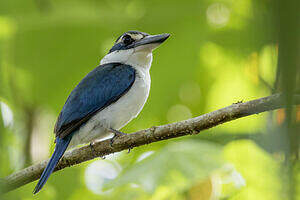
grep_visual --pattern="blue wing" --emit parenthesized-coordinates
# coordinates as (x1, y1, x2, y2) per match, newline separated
(54, 63, 136, 138)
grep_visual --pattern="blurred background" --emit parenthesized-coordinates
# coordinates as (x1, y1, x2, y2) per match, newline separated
(0, 0, 299, 199)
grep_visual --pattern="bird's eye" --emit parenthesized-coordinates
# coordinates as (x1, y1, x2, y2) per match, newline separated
(123, 35, 133, 45)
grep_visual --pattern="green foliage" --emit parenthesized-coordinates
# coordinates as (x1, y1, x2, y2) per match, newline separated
(0, 0, 298, 199)
(223, 140, 282, 200)
(106, 140, 223, 192)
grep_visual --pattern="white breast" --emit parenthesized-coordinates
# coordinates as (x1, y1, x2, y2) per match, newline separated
(97, 67, 151, 130)
(69, 67, 151, 147)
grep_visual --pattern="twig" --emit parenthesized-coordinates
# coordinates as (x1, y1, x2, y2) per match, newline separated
(1, 93, 300, 193)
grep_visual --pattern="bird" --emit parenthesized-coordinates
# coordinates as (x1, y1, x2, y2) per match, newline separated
(33, 30, 170, 194)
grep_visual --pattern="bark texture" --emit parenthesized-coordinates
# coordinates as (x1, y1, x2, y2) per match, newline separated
(2, 93, 300, 193)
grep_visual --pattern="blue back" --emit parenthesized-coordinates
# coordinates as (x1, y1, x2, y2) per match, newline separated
(54, 63, 136, 138)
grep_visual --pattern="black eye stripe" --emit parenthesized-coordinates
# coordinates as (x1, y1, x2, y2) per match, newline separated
(109, 31, 150, 53)
(123, 35, 134, 45)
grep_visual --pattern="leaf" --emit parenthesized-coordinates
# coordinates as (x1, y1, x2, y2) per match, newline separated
(105, 140, 224, 193)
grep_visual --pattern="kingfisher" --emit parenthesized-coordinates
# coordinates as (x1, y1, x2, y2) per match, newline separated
(33, 31, 170, 194)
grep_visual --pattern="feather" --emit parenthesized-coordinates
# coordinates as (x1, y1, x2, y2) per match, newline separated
(33, 136, 72, 194)
(54, 63, 136, 138)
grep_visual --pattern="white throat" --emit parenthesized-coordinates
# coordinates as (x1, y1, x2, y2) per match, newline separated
(100, 49, 153, 70)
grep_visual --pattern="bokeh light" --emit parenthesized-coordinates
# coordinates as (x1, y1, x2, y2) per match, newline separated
(0, 101, 13, 127)
(167, 104, 192, 123)
(179, 81, 201, 106)
(137, 151, 155, 162)
(0, 0, 297, 199)
(85, 160, 122, 195)
(206, 3, 230, 28)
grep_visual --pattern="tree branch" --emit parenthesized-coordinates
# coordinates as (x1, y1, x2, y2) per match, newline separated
(2, 93, 300, 193)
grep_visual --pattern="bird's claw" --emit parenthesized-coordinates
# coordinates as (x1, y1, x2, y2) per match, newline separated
(89, 142, 97, 156)
(109, 128, 126, 146)
(127, 146, 133, 154)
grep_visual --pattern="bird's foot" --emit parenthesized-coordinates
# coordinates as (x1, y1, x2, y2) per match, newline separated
(109, 128, 127, 146)
(89, 142, 97, 156)
(127, 146, 133, 154)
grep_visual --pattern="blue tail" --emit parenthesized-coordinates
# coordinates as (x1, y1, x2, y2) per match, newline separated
(33, 136, 72, 194)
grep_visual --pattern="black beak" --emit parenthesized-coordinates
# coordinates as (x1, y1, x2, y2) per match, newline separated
(131, 33, 170, 48)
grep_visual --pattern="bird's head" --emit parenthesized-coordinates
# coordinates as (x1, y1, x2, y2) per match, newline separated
(100, 31, 170, 69)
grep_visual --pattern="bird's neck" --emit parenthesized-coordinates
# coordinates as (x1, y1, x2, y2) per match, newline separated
(100, 50, 153, 70)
